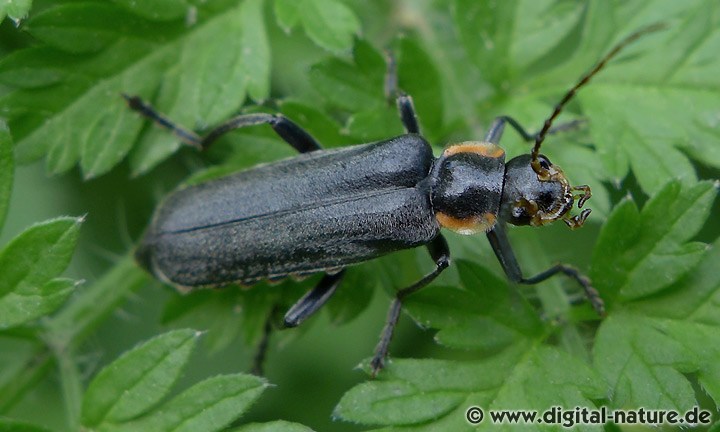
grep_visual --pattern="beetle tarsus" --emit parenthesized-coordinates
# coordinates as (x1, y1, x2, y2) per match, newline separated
(572, 185, 592, 208)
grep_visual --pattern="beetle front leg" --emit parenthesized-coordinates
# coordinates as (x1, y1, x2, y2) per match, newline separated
(484, 116, 586, 145)
(371, 235, 450, 376)
(486, 223, 604, 316)
(124, 95, 322, 153)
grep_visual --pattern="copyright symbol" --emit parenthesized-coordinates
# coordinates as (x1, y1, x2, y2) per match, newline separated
(466, 406, 484, 424)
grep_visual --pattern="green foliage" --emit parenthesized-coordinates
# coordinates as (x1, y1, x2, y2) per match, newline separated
(274, 0, 360, 53)
(0, 123, 12, 229)
(0, 0, 31, 24)
(0, 0, 718, 431)
(80, 329, 272, 432)
(82, 329, 200, 426)
(0, 418, 51, 432)
(334, 180, 718, 429)
(231, 420, 315, 432)
(591, 181, 716, 304)
(592, 185, 720, 412)
(0, 121, 82, 329)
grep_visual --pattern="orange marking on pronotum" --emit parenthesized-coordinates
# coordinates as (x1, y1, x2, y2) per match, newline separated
(443, 141, 505, 159)
(436, 212, 497, 235)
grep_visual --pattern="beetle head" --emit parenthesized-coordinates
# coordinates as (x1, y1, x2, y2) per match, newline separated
(500, 154, 591, 228)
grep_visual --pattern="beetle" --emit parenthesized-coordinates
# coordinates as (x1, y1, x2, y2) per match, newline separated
(128, 25, 662, 375)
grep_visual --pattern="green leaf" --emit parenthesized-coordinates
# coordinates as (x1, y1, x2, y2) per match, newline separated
(342, 40, 405, 141)
(0, 121, 12, 230)
(591, 181, 717, 304)
(406, 260, 542, 351)
(0, 418, 52, 432)
(452, 0, 518, 88)
(0, 278, 76, 329)
(336, 344, 605, 428)
(346, 106, 403, 142)
(130, 0, 270, 175)
(325, 264, 375, 325)
(0, 255, 146, 412)
(238, 0, 270, 102)
(8, 1, 271, 178)
(397, 37, 443, 138)
(274, 0, 300, 33)
(579, 1, 718, 194)
(594, 235, 720, 410)
(114, 0, 191, 21)
(230, 420, 315, 432)
(46, 254, 149, 343)
(309, 57, 384, 112)
(24, 4, 155, 54)
(594, 314, 698, 412)
(121, 374, 267, 432)
(0, 48, 75, 89)
(81, 329, 200, 427)
(299, 0, 360, 53)
(160, 278, 308, 353)
(0, 0, 31, 24)
(0, 217, 81, 298)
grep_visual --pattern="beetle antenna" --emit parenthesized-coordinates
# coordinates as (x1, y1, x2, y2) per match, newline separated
(531, 22, 667, 178)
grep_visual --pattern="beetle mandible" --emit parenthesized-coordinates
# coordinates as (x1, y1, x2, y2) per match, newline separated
(128, 25, 662, 376)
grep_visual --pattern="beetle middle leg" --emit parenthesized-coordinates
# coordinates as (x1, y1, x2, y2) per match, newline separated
(283, 270, 346, 328)
(384, 50, 420, 134)
(486, 223, 604, 316)
(123, 95, 322, 153)
(371, 235, 450, 376)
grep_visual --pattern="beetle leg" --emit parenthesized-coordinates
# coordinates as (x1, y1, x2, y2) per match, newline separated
(123, 95, 322, 153)
(371, 235, 450, 376)
(123, 94, 202, 147)
(384, 50, 420, 134)
(395, 93, 420, 134)
(283, 270, 346, 328)
(485, 116, 534, 144)
(486, 223, 605, 316)
(484, 116, 586, 145)
(200, 113, 322, 152)
(251, 306, 277, 376)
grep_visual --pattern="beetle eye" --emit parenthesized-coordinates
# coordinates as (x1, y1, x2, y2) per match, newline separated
(538, 155, 551, 170)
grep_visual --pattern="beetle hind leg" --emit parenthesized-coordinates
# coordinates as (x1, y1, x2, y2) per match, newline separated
(283, 271, 346, 328)
(124, 95, 322, 153)
(251, 306, 277, 376)
(123, 94, 202, 147)
(200, 113, 322, 153)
